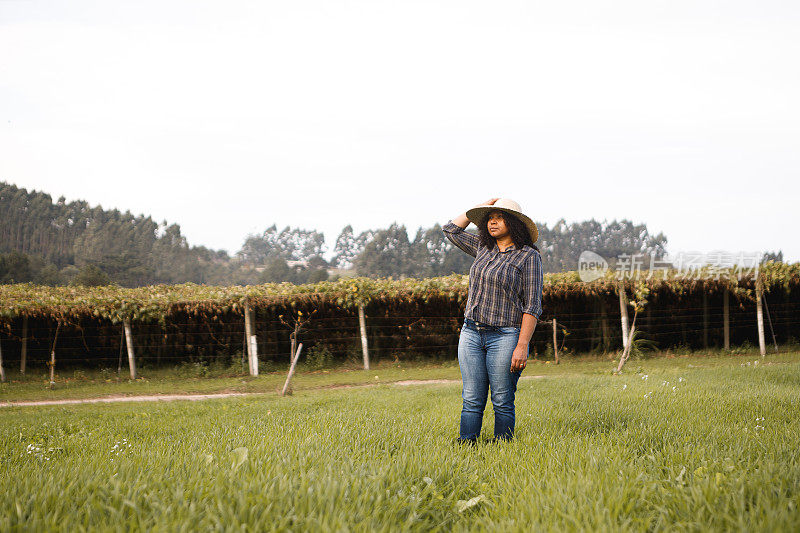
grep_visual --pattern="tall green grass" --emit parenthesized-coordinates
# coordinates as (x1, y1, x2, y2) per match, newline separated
(2, 359, 799, 531)
(3, 348, 797, 404)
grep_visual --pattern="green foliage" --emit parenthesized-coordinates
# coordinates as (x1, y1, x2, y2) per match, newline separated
(2, 261, 799, 328)
(257, 360, 281, 374)
(730, 340, 754, 355)
(172, 360, 243, 379)
(305, 343, 335, 370)
(345, 344, 364, 365)
(353, 223, 415, 278)
(34, 264, 64, 286)
(541, 343, 554, 360)
(69, 264, 112, 287)
(0, 251, 65, 285)
(761, 250, 783, 263)
(0, 251, 32, 284)
(175, 361, 211, 378)
(0, 181, 239, 287)
(305, 268, 329, 284)
(257, 256, 295, 283)
(1, 181, 684, 288)
(628, 280, 650, 313)
(257, 256, 330, 285)
(539, 218, 669, 273)
(627, 329, 659, 360)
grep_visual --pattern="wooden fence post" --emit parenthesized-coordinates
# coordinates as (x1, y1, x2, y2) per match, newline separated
(244, 303, 258, 376)
(618, 285, 629, 350)
(763, 293, 779, 354)
(117, 329, 124, 374)
(49, 321, 61, 387)
(552, 317, 559, 364)
(615, 322, 637, 373)
(123, 318, 137, 380)
(290, 323, 298, 365)
(241, 332, 247, 371)
(249, 334, 259, 376)
(244, 303, 252, 373)
(755, 276, 766, 357)
(281, 343, 303, 396)
(723, 290, 730, 351)
(358, 303, 370, 370)
(20, 316, 28, 375)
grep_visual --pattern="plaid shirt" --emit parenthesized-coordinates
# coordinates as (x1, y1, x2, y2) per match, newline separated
(443, 221, 543, 327)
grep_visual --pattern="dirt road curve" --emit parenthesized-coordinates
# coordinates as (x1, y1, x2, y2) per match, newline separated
(0, 375, 546, 408)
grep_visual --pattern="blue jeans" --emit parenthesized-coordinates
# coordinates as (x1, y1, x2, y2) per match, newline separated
(458, 317, 524, 441)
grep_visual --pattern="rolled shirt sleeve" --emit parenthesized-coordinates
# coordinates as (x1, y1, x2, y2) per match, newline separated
(442, 221, 480, 258)
(521, 250, 544, 319)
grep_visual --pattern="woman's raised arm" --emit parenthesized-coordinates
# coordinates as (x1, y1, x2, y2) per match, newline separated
(442, 199, 499, 258)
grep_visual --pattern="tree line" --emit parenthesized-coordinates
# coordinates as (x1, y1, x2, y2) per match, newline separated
(0, 181, 683, 287)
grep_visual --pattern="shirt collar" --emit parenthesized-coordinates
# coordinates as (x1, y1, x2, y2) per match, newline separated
(494, 242, 518, 253)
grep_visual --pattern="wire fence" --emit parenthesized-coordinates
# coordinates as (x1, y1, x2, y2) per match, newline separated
(1, 294, 797, 375)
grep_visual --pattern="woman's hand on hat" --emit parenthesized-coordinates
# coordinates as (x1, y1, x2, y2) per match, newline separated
(476, 198, 499, 208)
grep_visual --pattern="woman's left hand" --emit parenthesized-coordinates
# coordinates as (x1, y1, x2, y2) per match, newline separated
(510, 344, 528, 373)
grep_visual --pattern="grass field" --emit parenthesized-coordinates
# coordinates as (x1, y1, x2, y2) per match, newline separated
(2, 345, 796, 403)
(2, 352, 799, 531)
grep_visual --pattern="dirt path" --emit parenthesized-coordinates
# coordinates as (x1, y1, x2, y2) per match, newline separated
(0, 375, 546, 408)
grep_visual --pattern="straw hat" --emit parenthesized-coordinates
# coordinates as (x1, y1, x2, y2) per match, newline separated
(466, 198, 539, 244)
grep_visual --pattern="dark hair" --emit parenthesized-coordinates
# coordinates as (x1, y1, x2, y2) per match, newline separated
(477, 210, 540, 253)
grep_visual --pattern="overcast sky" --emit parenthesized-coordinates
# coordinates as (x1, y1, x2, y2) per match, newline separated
(1, 0, 797, 264)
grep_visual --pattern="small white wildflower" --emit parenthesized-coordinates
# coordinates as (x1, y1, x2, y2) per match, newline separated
(678, 377, 685, 382)
(642, 375, 649, 381)
(622, 384, 627, 390)
(672, 386, 676, 391)
(456, 494, 486, 513)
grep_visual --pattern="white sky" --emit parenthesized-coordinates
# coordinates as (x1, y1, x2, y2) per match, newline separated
(1, 0, 798, 264)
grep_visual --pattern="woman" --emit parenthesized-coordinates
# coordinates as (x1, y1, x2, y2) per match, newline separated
(442, 198, 544, 443)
